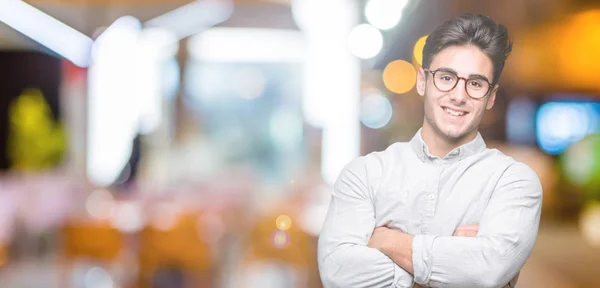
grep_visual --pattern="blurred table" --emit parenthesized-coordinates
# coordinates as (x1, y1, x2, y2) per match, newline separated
(519, 221, 600, 288)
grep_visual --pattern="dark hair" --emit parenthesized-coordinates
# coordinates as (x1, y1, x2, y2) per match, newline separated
(422, 13, 513, 85)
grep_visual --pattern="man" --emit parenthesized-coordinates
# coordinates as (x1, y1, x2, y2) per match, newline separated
(318, 13, 542, 288)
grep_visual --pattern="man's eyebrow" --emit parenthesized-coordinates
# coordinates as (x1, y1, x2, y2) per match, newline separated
(434, 67, 492, 82)
(468, 73, 491, 82)
(435, 67, 457, 74)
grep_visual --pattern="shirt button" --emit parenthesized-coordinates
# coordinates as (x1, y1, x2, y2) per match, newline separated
(428, 195, 435, 201)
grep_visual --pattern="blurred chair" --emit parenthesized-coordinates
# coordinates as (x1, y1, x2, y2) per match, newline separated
(238, 210, 320, 288)
(59, 220, 125, 287)
(136, 211, 214, 288)
(0, 243, 6, 269)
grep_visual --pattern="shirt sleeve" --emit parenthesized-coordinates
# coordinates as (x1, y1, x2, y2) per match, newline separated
(412, 162, 543, 288)
(318, 157, 415, 288)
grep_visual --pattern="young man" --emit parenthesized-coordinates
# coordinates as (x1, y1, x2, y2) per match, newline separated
(318, 13, 542, 288)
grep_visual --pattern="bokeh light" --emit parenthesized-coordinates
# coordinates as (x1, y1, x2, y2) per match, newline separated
(557, 10, 600, 90)
(348, 24, 383, 59)
(364, 0, 408, 30)
(197, 212, 225, 243)
(383, 59, 417, 94)
(536, 102, 600, 155)
(561, 134, 600, 199)
(138, 27, 179, 60)
(291, 0, 349, 32)
(506, 98, 538, 145)
(413, 35, 428, 66)
(163, 58, 180, 100)
(85, 189, 116, 220)
(580, 202, 600, 248)
(110, 201, 144, 233)
(84, 266, 114, 288)
(234, 67, 267, 100)
(271, 230, 290, 249)
(275, 215, 292, 231)
(150, 202, 181, 231)
(269, 108, 303, 151)
(87, 16, 142, 187)
(298, 184, 331, 236)
(360, 90, 393, 129)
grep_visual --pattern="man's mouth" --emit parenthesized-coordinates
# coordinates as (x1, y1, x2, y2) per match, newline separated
(442, 106, 468, 117)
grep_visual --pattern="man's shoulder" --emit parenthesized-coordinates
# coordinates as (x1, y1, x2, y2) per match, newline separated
(483, 148, 540, 179)
(483, 148, 542, 192)
(505, 160, 542, 185)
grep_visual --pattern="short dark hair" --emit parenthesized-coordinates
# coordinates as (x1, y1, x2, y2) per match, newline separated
(422, 13, 513, 85)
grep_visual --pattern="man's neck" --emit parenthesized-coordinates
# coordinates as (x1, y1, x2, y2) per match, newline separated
(420, 124, 477, 158)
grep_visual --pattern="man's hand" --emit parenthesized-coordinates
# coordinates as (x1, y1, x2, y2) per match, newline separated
(367, 226, 394, 253)
(410, 225, 478, 288)
(453, 224, 479, 237)
(368, 226, 415, 274)
(367, 224, 479, 288)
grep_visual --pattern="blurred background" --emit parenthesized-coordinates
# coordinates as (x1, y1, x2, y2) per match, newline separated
(0, 0, 599, 287)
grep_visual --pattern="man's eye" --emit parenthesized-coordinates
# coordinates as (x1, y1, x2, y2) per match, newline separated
(468, 80, 484, 89)
(470, 81, 481, 87)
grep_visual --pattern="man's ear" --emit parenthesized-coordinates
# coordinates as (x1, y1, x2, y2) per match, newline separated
(486, 84, 499, 110)
(416, 68, 426, 96)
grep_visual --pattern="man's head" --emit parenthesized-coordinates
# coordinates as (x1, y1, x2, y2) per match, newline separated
(416, 13, 512, 144)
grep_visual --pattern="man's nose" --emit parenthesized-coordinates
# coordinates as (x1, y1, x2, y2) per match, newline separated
(450, 78, 468, 102)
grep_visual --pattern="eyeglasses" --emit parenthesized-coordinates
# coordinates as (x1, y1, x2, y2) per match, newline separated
(424, 68, 493, 99)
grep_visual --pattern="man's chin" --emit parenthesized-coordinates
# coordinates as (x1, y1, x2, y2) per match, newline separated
(440, 128, 469, 143)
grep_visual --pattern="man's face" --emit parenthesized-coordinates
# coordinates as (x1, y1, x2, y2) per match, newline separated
(416, 45, 498, 143)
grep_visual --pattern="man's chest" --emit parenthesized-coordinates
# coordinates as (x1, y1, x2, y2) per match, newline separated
(373, 160, 506, 236)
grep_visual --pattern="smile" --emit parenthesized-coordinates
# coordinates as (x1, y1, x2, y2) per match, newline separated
(442, 106, 468, 117)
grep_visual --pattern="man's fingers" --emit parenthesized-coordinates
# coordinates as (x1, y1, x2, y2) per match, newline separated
(453, 228, 479, 237)
(458, 224, 479, 230)
(453, 224, 479, 237)
(454, 230, 477, 237)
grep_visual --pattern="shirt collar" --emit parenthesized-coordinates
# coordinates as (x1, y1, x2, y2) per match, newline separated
(409, 128, 486, 163)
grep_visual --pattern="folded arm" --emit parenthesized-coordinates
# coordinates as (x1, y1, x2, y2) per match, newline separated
(371, 163, 542, 288)
(318, 157, 415, 288)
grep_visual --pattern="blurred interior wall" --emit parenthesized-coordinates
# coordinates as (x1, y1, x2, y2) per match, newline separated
(0, 51, 61, 170)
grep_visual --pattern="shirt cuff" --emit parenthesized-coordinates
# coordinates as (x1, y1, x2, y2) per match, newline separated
(412, 234, 437, 285)
(393, 263, 414, 288)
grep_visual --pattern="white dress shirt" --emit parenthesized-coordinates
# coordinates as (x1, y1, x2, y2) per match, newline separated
(318, 129, 542, 288)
